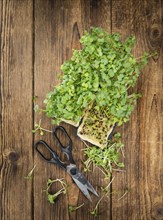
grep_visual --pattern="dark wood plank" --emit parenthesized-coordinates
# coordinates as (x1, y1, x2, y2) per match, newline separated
(0, 0, 33, 219)
(111, 0, 163, 219)
(34, 1, 81, 220)
(76, 1, 112, 217)
(34, 0, 111, 219)
(90, 0, 111, 29)
(77, 1, 112, 219)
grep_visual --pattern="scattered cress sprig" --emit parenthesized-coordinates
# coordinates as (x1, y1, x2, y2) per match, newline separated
(83, 133, 125, 178)
(43, 178, 68, 204)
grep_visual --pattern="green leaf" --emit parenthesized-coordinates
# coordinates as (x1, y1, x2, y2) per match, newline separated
(107, 79, 111, 86)
(48, 194, 57, 204)
(43, 27, 149, 133)
(83, 133, 124, 178)
(117, 74, 124, 81)
(34, 104, 39, 112)
(108, 70, 115, 78)
(93, 81, 99, 90)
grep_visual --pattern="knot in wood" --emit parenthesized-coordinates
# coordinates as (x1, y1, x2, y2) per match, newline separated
(151, 27, 162, 39)
(152, 206, 163, 219)
(8, 151, 19, 162)
(148, 24, 162, 49)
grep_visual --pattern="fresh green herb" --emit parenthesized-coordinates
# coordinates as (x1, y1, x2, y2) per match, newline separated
(83, 133, 124, 177)
(34, 104, 39, 112)
(43, 178, 67, 204)
(90, 184, 129, 217)
(90, 177, 115, 217)
(68, 203, 84, 214)
(34, 103, 46, 114)
(32, 119, 52, 135)
(44, 27, 151, 126)
(90, 195, 105, 217)
(24, 164, 36, 180)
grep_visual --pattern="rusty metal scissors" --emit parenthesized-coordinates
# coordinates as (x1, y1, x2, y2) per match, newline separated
(34, 126, 98, 202)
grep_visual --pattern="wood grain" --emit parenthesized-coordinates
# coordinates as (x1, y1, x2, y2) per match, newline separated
(111, 0, 163, 219)
(0, 0, 162, 219)
(34, 1, 111, 219)
(0, 0, 33, 219)
(34, 1, 83, 220)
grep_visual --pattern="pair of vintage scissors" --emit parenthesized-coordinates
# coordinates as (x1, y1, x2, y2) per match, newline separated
(34, 126, 98, 202)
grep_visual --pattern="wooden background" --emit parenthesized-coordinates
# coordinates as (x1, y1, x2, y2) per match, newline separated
(0, 0, 163, 219)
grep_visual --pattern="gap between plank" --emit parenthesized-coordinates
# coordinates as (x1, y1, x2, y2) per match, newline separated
(110, 0, 113, 219)
(31, 0, 35, 219)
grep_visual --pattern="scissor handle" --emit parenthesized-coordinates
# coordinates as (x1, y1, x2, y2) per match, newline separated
(34, 140, 66, 169)
(52, 126, 75, 164)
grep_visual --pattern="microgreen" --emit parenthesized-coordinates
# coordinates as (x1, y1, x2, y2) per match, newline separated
(43, 27, 152, 126)
(68, 203, 84, 214)
(24, 164, 36, 180)
(34, 104, 39, 112)
(90, 177, 115, 217)
(90, 194, 105, 217)
(83, 133, 124, 178)
(43, 178, 68, 204)
(34, 103, 46, 114)
(32, 119, 52, 135)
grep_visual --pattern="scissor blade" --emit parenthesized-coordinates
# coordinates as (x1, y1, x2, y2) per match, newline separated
(66, 165, 98, 200)
(73, 171, 98, 197)
(85, 180, 99, 197)
(71, 175, 92, 202)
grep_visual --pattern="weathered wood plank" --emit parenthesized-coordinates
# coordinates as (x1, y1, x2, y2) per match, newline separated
(76, 1, 112, 217)
(76, 1, 112, 219)
(34, 0, 111, 219)
(111, 0, 163, 219)
(1, 0, 162, 219)
(0, 0, 33, 219)
(34, 1, 81, 220)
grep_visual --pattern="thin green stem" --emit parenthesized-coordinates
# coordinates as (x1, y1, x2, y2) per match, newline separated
(41, 127, 52, 133)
